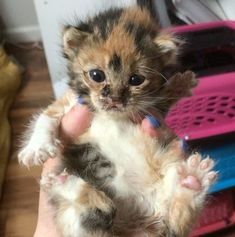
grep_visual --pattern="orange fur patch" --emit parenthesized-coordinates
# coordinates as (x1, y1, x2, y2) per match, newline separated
(44, 90, 76, 118)
(79, 183, 113, 213)
(121, 7, 158, 30)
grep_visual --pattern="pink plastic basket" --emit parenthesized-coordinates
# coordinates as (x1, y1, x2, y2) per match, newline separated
(190, 189, 235, 236)
(166, 21, 235, 140)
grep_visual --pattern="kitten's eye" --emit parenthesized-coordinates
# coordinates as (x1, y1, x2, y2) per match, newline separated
(89, 69, 106, 83)
(129, 74, 145, 86)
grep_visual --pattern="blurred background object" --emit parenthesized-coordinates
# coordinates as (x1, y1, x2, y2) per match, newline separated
(0, 44, 23, 198)
(170, 0, 235, 24)
(0, 0, 40, 42)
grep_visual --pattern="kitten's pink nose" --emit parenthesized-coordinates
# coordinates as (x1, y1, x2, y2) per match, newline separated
(107, 97, 123, 108)
(111, 97, 121, 103)
(107, 97, 120, 103)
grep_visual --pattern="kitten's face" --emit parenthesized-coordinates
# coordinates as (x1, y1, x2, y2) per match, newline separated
(64, 7, 180, 117)
(70, 41, 167, 116)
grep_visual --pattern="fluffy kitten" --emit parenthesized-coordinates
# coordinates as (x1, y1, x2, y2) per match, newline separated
(19, 4, 216, 237)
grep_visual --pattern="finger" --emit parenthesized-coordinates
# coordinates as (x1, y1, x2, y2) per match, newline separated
(60, 104, 93, 140)
(42, 158, 61, 175)
(141, 114, 161, 138)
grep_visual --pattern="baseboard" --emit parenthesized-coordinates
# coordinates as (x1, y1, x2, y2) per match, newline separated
(4, 25, 41, 42)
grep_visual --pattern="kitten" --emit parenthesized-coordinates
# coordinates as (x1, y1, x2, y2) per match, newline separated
(18, 4, 216, 237)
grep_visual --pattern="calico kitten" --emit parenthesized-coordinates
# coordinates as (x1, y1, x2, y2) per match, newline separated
(19, 4, 216, 237)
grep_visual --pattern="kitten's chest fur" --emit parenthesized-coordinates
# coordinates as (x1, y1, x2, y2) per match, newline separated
(65, 112, 163, 198)
(63, 111, 178, 233)
(88, 114, 159, 192)
(77, 114, 163, 232)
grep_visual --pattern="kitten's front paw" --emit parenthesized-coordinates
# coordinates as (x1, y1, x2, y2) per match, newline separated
(18, 138, 61, 166)
(178, 153, 217, 193)
(170, 71, 198, 96)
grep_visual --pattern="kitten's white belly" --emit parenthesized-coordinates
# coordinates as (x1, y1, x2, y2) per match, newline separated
(88, 114, 157, 197)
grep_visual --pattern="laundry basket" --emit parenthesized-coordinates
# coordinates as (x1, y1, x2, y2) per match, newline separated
(190, 189, 235, 237)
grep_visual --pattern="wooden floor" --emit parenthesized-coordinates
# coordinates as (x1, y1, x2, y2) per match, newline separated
(0, 44, 235, 237)
(0, 44, 54, 237)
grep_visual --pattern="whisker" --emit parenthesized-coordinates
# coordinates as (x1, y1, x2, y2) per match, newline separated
(138, 65, 168, 83)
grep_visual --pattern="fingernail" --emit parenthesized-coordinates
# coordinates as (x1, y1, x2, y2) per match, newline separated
(78, 96, 86, 105)
(145, 115, 161, 128)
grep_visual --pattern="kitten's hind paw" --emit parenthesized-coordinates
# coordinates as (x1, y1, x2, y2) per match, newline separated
(18, 138, 61, 167)
(178, 153, 217, 193)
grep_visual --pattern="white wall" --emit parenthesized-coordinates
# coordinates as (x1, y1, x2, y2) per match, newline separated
(0, 0, 40, 42)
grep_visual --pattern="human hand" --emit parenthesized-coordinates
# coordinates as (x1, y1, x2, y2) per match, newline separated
(34, 104, 92, 237)
(34, 103, 163, 237)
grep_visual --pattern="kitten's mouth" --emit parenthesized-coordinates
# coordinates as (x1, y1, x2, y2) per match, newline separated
(100, 100, 125, 112)
(103, 103, 124, 112)
(98, 97, 126, 112)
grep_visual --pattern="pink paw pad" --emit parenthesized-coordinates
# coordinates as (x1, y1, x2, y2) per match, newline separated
(181, 175, 202, 191)
(178, 153, 217, 192)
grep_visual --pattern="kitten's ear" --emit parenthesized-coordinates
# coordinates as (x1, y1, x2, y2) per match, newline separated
(63, 26, 90, 58)
(154, 32, 182, 65)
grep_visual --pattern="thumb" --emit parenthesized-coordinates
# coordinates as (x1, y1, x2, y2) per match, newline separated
(141, 114, 161, 138)
(60, 104, 93, 140)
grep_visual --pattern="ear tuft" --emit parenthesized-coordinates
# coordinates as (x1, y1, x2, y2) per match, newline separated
(154, 32, 183, 64)
(63, 26, 90, 58)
